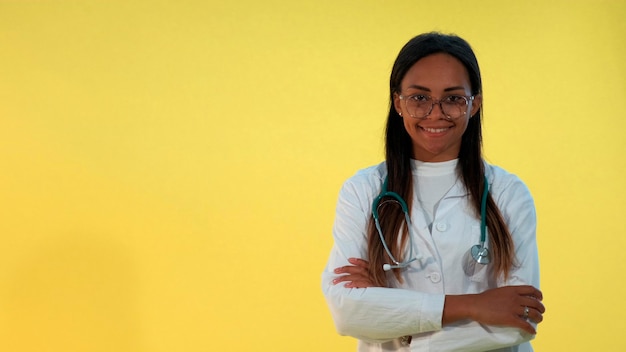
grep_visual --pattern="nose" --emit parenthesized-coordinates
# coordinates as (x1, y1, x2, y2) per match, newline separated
(427, 101, 446, 119)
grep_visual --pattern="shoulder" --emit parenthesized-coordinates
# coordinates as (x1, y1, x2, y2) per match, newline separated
(485, 163, 527, 190)
(338, 162, 387, 204)
(485, 163, 524, 186)
(345, 162, 386, 186)
(484, 162, 535, 214)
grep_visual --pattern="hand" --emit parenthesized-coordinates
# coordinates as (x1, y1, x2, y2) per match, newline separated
(332, 258, 378, 288)
(468, 285, 545, 334)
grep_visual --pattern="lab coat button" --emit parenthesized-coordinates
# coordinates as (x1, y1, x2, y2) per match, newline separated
(429, 272, 441, 283)
(435, 222, 448, 232)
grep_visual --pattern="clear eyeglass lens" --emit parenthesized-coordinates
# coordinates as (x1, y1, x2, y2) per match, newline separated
(405, 95, 469, 119)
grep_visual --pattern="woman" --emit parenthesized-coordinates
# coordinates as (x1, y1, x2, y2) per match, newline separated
(321, 32, 545, 352)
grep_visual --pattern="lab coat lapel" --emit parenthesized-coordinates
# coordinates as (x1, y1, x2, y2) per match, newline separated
(444, 178, 469, 199)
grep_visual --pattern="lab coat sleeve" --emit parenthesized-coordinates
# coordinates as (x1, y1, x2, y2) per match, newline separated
(428, 172, 540, 352)
(321, 177, 446, 342)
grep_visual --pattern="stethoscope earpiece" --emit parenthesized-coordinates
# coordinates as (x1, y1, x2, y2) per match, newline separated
(382, 256, 421, 271)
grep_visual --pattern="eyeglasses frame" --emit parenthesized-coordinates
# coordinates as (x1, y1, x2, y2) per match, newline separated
(398, 94, 476, 120)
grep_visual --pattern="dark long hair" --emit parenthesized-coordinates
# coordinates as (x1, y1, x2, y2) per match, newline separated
(367, 32, 514, 286)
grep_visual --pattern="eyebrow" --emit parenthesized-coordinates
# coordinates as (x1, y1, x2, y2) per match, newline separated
(407, 85, 467, 92)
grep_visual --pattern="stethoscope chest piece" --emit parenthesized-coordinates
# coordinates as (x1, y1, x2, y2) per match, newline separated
(470, 244, 490, 264)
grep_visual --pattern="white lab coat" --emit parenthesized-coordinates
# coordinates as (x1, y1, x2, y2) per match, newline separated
(322, 161, 539, 352)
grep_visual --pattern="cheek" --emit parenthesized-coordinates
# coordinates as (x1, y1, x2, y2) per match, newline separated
(402, 118, 416, 134)
(459, 117, 472, 134)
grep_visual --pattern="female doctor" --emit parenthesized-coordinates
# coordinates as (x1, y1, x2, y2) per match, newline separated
(321, 33, 545, 351)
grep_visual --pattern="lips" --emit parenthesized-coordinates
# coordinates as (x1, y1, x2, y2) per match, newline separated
(422, 127, 448, 133)
(420, 126, 452, 133)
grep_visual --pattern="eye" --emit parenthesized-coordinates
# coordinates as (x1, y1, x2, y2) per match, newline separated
(444, 95, 467, 105)
(408, 94, 429, 102)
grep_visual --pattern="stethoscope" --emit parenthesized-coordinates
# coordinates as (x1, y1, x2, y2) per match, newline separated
(372, 175, 490, 271)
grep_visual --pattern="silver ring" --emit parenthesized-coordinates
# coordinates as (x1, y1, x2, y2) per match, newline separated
(522, 306, 530, 319)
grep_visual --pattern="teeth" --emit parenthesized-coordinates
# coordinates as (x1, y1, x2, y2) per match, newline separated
(423, 127, 448, 133)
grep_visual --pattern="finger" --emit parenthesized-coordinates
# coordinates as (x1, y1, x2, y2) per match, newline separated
(532, 300, 545, 314)
(518, 320, 537, 335)
(525, 302, 544, 324)
(333, 276, 355, 286)
(332, 275, 349, 285)
(514, 285, 542, 298)
(496, 313, 534, 335)
(332, 274, 373, 288)
(344, 279, 374, 289)
(348, 257, 370, 268)
(529, 309, 543, 324)
(509, 313, 537, 335)
(519, 304, 544, 324)
(520, 296, 546, 314)
(515, 286, 543, 301)
(332, 273, 370, 285)
(333, 259, 370, 274)
(335, 265, 369, 277)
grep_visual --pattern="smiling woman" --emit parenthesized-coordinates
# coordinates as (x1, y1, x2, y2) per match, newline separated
(1, 1, 624, 351)
(322, 32, 544, 352)
(394, 53, 482, 162)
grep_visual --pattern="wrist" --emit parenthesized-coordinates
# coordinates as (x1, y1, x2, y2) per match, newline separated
(442, 294, 476, 325)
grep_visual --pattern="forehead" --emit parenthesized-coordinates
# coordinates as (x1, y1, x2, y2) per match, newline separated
(401, 53, 471, 91)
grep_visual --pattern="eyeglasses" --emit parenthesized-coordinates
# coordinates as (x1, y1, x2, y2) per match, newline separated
(398, 94, 475, 119)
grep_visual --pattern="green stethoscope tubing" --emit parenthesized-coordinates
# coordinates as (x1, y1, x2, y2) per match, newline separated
(372, 175, 490, 270)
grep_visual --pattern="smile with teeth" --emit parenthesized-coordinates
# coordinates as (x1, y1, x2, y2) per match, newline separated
(421, 126, 451, 133)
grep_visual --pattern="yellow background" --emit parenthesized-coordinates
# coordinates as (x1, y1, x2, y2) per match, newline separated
(1, 0, 624, 351)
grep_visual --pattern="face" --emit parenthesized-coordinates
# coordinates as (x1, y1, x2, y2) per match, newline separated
(393, 53, 482, 162)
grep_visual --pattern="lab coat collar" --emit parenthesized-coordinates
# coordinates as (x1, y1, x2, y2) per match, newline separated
(407, 159, 493, 199)
(446, 179, 469, 198)
(445, 162, 493, 199)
